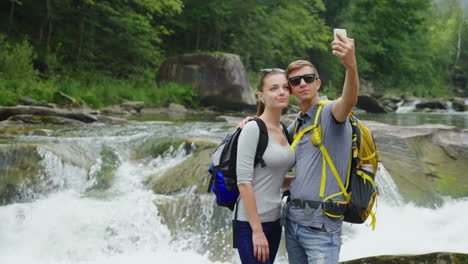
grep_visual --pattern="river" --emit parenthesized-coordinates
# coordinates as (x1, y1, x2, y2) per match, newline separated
(0, 112, 467, 263)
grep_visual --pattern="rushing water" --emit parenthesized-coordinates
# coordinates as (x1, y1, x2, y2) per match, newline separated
(357, 112, 468, 129)
(0, 118, 467, 263)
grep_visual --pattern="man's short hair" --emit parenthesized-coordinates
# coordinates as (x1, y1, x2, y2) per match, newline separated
(286, 60, 319, 79)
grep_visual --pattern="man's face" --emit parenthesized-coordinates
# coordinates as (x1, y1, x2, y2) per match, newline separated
(288, 66, 321, 104)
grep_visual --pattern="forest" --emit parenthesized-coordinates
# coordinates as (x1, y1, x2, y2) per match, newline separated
(0, 0, 467, 108)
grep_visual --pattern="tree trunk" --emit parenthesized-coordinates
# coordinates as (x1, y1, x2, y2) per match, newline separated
(8, 1, 15, 33)
(455, 10, 464, 64)
(46, 0, 53, 50)
(195, 17, 200, 50)
(77, 20, 85, 60)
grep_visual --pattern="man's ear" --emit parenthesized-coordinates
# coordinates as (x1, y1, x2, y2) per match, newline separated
(256, 91, 264, 103)
(316, 79, 322, 90)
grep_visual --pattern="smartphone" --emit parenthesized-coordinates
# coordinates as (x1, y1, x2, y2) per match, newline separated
(333, 28, 347, 40)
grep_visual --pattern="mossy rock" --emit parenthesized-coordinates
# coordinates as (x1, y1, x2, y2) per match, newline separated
(341, 252, 468, 264)
(149, 138, 220, 194)
(153, 192, 234, 262)
(366, 122, 468, 206)
(133, 138, 186, 160)
(0, 145, 42, 205)
(86, 146, 120, 191)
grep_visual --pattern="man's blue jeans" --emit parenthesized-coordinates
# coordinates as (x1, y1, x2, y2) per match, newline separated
(284, 218, 342, 264)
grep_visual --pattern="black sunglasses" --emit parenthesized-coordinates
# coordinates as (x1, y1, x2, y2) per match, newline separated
(288, 74, 317, 86)
(260, 68, 285, 74)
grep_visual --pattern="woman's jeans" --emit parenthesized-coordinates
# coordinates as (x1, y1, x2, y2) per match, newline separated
(236, 219, 282, 264)
(284, 218, 341, 264)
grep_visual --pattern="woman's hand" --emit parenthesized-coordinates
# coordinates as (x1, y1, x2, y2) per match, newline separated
(252, 229, 269, 263)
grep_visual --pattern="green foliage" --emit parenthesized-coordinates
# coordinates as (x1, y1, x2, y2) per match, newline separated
(0, 0, 467, 106)
(0, 35, 41, 105)
(154, 82, 200, 108)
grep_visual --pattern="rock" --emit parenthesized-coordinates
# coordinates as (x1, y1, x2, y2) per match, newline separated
(121, 101, 145, 114)
(416, 99, 447, 111)
(95, 115, 129, 125)
(168, 103, 187, 112)
(217, 115, 243, 125)
(157, 53, 256, 110)
(0, 105, 98, 123)
(0, 145, 42, 205)
(19, 96, 54, 108)
(380, 94, 402, 112)
(7, 114, 85, 126)
(149, 138, 220, 194)
(341, 252, 468, 264)
(451, 98, 466, 112)
(100, 105, 131, 116)
(357, 93, 387, 113)
(153, 192, 233, 262)
(365, 121, 468, 206)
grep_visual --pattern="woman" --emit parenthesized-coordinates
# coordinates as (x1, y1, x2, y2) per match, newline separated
(235, 68, 295, 263)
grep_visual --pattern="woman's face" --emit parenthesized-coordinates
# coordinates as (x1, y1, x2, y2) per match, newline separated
(258, 73, 290, 110)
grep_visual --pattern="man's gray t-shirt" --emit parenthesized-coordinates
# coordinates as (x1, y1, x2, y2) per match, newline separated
(287, 98, 352, 231)
(235, 121, 295, 222)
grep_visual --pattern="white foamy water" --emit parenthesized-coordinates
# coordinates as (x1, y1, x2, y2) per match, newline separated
(341, 197, 468, 261)
(396, 99, 421, 113)
(1, 121, 467, 263)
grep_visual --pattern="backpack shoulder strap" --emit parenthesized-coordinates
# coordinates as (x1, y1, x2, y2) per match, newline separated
(252, 118, 268, 168)
(280, 121, 293, 145)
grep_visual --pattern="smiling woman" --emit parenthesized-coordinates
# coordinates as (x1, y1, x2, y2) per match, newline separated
(234, 69, 295, 264)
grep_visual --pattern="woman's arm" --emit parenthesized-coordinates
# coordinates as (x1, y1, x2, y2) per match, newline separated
(236, 121, 269, 263)
(237, 183, 269, 263)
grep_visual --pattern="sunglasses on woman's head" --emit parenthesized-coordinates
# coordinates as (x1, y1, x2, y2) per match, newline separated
(288, 74, 317, 86)
(260, 68, 285, 74)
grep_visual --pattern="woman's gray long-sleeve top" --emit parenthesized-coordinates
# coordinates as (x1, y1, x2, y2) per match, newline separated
(235, 121, 295, 222)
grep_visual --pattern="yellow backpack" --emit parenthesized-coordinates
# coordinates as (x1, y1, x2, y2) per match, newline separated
(290, 100, 380, 229)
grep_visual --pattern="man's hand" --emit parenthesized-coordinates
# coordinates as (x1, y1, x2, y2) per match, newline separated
(237, 116, 256, 129)
(252, 230, 269, 263)
(332, 33, 357, 69)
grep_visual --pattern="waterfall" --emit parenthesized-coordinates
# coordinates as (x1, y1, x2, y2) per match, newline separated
(0, 122, 232, 264)
(374, 163, 404, 205)
(1, 121, 467, 263)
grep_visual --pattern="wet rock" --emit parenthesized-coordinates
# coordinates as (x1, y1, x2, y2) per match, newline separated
(341, 252, 468, 264)
(8, 114, 85, 126)
(0, 105, 98, 123)
(416, 99, 447, 111)
(451, 98, 467, 112)
(149, 138, 220, 194)
(121, 101, 145, 114)
(366, 121, 468, 206)
(357, 93, 387, 113)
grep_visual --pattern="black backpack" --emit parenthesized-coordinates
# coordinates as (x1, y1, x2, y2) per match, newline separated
(207, 118, 291, 210)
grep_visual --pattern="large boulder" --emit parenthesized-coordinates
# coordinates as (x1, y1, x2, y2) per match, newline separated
(157, 53, 256, 110)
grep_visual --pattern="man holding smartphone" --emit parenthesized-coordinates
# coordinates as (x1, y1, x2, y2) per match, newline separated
(283, 30, 359, 264)
(237, 30, 358, 263)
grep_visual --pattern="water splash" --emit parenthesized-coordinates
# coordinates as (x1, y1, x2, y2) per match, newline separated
(396, 99, 421, 113)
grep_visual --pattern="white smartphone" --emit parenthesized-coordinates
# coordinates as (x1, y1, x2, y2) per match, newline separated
(333, 28, 347, 40)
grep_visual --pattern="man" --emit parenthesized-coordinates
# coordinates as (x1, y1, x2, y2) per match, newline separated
(283, 32, 358, 264)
